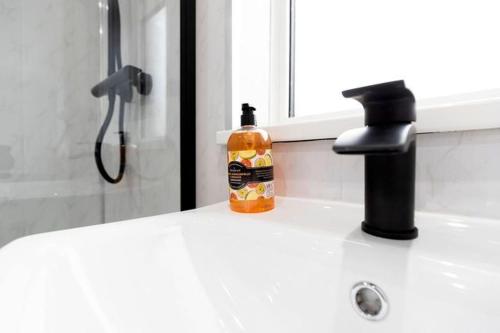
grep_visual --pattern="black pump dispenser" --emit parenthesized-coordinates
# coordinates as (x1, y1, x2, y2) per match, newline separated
(241, 103, 256, 126)
(342, 80, 415, 126)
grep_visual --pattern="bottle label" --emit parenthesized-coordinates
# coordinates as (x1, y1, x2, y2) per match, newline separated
(227, 149, 274, 201)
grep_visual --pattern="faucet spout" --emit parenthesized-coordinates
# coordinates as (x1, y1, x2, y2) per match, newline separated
(333, 123, 415, 155)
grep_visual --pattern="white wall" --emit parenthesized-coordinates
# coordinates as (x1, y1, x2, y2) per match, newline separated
(195, 0, 500, 220)
(196, 0, 232, 207)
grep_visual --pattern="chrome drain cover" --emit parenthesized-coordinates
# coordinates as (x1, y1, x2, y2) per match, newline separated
(351, 282, 389, 321)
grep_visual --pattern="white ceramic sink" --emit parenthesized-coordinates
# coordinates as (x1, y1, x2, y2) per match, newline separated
(0, 197, 499, 332)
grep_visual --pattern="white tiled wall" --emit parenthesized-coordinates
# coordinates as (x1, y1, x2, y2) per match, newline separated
(197, 127, 500, 221)
(272, 129, 500, 219)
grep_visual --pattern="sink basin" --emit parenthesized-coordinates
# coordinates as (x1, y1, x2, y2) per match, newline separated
(0, 197, 499, 332)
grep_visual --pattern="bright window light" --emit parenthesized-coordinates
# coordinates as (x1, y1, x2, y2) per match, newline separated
(294, 0, 500, 118)
(232, 0, 271, 128)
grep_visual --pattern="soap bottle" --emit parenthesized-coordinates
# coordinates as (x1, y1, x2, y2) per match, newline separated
(227, 104, 275, 213)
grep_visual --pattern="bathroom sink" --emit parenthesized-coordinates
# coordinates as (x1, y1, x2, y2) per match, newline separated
(0, 197, 499, 332)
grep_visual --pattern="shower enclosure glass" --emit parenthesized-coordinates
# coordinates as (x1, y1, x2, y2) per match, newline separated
(0, 0, 191, 247)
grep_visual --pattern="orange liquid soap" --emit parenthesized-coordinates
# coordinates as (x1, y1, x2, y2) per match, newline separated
(227, 104, 275, 213)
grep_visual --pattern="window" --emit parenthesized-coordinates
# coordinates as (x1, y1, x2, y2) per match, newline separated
(292, 0, 500, 119)
(232, 0, 271, 129)
(232, 0, 500, 130)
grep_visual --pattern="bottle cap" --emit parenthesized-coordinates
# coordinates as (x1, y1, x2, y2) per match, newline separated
(241, 103, 256, 126)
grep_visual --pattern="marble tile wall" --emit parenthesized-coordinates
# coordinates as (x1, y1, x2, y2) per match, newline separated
(272, 129, 500, 220)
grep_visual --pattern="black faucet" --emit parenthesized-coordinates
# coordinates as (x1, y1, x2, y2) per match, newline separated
(333, 81, 418, 240)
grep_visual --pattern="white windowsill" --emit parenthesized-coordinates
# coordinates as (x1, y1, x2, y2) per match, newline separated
(216, 95, 500, 144)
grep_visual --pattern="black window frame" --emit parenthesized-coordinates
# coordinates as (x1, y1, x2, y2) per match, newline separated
(180, 0, 197, 210)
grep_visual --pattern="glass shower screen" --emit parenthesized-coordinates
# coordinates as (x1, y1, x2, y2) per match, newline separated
(0, 0, 186, 247)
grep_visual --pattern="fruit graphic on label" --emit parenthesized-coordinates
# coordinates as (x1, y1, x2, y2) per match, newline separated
(256, 148, 266, 156)
(255, 158, 266, 167)
(241, 159, 252, 168)
(239, 150, 257, 160)
(238, 188, 248, 198)
(230, 193, 237, 201)
(264, 154, 273, 166)
(229, 151, 239, 161)
(256, 183, 266, 195)
(245, 190, 259, 201)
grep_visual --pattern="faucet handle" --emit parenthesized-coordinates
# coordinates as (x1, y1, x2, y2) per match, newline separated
(343, 80, 416, 126)
(342, 80, 406, 98)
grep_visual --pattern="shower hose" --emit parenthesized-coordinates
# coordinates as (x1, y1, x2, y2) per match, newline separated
(94, 0, 126, 184)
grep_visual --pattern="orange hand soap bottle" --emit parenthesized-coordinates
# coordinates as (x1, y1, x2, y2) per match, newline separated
(227, 103, 275, 213)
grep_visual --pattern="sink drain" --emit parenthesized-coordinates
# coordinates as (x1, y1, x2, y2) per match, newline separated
(351, 282, 389, 321)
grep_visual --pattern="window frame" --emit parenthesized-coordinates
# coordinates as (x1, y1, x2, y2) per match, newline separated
(269, 0, 291, 125)
(220, 0, 500, 144)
